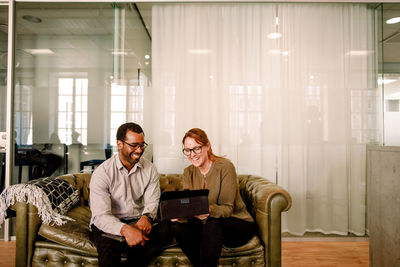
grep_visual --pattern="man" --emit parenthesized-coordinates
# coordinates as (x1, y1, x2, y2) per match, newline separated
(90, 122, 170, 267)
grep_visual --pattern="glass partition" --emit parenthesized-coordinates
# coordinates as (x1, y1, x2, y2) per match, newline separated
(0, 3, 8, 241)
(1, 0, 386, 240)
(0, 4, 8, 240)
(379, 3, 400, 145)
(12, 2, 151, 182)
(0, 5, 6, 134)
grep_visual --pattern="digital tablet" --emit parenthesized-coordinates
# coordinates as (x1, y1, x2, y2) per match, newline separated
(159, 189, 209, 221)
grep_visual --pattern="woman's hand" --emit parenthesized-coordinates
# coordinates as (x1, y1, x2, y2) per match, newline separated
(195, 213, 209, 220)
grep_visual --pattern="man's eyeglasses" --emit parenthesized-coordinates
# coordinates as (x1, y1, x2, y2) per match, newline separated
(120, 140, 148, 150)
(182, 146, 203, 156)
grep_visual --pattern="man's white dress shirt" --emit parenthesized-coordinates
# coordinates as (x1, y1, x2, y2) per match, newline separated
(89, 154, 160, 235)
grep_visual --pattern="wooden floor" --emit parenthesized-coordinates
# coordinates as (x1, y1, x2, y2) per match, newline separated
(0, 240, 368, 267)
(282, 241, 369, 267)
(0, 241, 16, 267)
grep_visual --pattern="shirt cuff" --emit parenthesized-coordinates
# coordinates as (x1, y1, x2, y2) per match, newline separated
(114, 221, 126, 236)
(142, 213, 155, 222)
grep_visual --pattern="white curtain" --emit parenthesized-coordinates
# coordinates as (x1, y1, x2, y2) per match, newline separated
(151, 3, 381, 235)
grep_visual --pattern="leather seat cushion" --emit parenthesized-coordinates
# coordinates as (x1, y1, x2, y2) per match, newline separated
(221, 235, 263, 255)
(33, 241, 99, 266)
(33, 236, 264, 267)
(38, 205, 97, 256)
(149, 236, 264, 266)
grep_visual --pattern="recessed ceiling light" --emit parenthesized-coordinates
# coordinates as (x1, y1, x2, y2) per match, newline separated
(346, 50, 372, 56)
(22, 15, 42, 23)
(267, 32, 282, 39)
(24, 49, 54, 55)
(112, 51, 128, 55)
(145, 54, 150, 59)
(386, 17, 400, 24)
(378, 78, 396, 85)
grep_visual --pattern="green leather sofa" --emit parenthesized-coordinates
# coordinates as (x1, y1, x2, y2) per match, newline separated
(11, 173, 291, 267)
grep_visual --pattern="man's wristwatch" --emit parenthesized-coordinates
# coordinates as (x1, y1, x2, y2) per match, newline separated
(142, 213, 152, 220)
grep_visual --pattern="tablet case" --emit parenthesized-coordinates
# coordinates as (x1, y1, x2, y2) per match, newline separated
(159, 189, 209, 221)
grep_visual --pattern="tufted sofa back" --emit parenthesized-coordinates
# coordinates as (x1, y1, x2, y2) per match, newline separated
(159, 174, 185, 192)
(59, 173, 291, 221)
(57, 173, 186, 208)
(61, 173, 186, 206)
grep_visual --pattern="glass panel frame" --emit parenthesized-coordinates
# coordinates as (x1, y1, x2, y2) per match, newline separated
(380, 3, 400, 146)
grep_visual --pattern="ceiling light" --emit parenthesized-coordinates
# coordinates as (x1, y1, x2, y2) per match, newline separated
(346, 50, 372, 56)
(268, 50, 289, 56)
(22, 15, 42, 23)
(112, 51, 128, 55)
(24, 49, 54, 55)
(267, 32, 282, 39)
(110, 49, 132, 56)
(145, 54, 150, 59)
(378, 78, 396, 85)
(386, 17, 400, 24)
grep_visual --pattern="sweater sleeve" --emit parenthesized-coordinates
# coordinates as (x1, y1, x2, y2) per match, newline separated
(209, 160, 237, 218)
(182, 167, 193, 190)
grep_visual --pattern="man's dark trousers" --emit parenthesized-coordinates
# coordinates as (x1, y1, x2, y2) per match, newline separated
(92, 220, 171, 267)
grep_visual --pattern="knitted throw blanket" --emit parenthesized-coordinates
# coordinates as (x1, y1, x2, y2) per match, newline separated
(0, 176, 79, 225)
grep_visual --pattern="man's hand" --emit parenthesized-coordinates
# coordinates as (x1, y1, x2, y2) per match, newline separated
(135, 215, 152, 236)
(120, 224, 148, 247)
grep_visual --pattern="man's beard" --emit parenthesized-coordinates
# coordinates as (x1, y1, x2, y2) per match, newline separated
(129, 151, 143, 163)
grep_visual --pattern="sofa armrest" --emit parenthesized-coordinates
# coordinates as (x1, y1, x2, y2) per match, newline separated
(238, 175, 292, 267)
(12, 202, 41, 267)
(8, 174, 84, 267)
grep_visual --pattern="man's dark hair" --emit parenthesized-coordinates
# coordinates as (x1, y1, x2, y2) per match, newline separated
(116, 122, 144, 141)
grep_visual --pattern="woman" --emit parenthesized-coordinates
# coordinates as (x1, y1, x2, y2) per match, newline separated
(170, 128, 255, 267)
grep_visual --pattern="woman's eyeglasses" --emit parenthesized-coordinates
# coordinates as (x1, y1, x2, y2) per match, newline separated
(182, 146, 203, 156)
(120, 140, 148, 150)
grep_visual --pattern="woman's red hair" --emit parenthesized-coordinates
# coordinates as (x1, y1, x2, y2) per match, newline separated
(182, 128, 221, 162)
